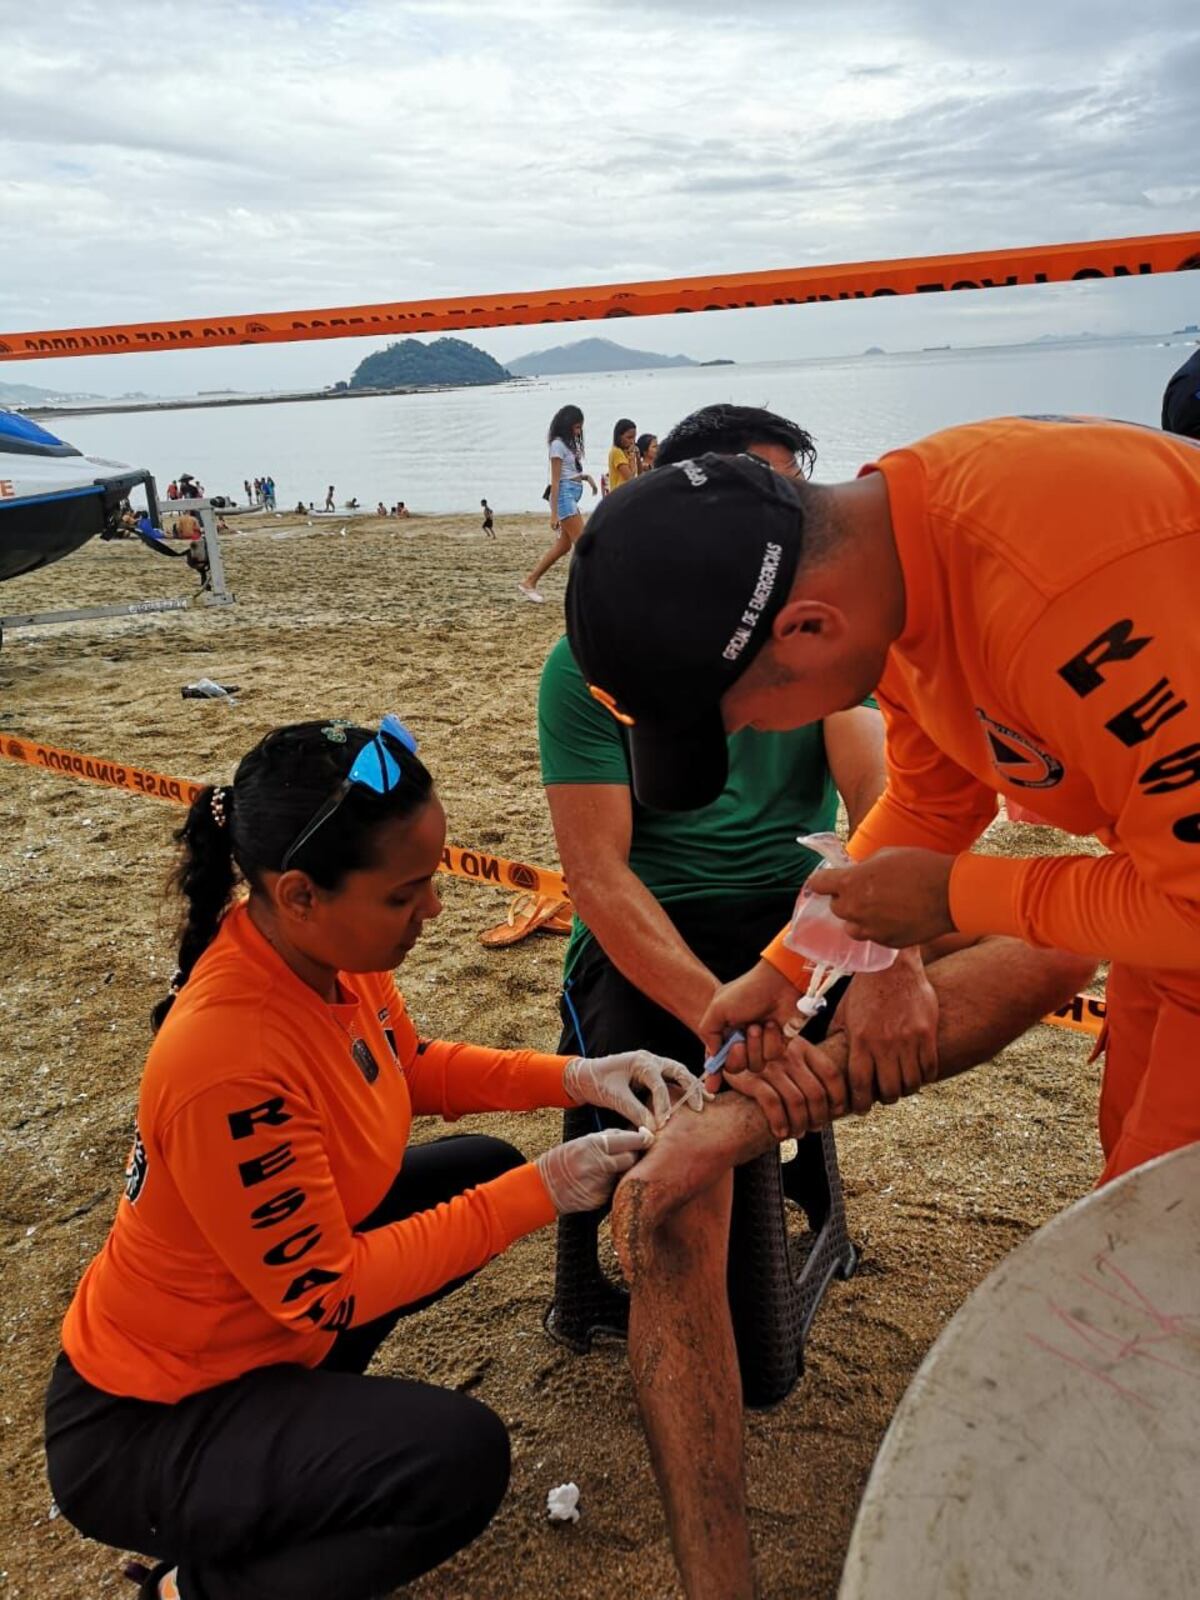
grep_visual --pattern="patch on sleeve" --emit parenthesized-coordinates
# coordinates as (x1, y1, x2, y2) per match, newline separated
(124, 1126, 148, 1204)
(351, 1039, 380, 1084)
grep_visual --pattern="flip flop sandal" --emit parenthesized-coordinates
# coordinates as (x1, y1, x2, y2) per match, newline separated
(479, 893, 571, 948)
(540, 899, 573, 934)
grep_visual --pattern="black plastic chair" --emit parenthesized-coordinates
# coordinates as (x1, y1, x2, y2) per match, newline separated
(545, 984, 857, 1409)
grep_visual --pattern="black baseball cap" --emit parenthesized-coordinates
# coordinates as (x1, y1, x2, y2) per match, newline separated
(565, 452, 806, 811)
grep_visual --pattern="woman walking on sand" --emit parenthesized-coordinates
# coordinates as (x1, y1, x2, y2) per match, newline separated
(518, 405, 595, 603)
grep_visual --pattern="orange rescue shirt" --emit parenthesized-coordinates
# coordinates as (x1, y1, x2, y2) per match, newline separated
(765, 416, 1200, 979)
(63, 902, 571, 1401)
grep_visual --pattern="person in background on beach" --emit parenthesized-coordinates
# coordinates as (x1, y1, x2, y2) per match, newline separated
(325, 485, 336, 512)
(481, 499, 495, 538)
(519, 404, 596, 603)
(45, 716, 703, 1600)
(166, 480, 179, 501)
(637, 433, 658, 471)
(377, 501, 389, 517)
(607, 418, 639, 496)
(347, 498, 361, 510)
(264, 476, 277, 511)
(392, 501, 411, 518)
(243, 479, 253, 505)
(1162, 346, 1200, 439)
(170, 509, 204, 542)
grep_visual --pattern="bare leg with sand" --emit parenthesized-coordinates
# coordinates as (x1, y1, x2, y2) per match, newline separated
(520, 511, 583, 600)
(612, 936, 1097, 1600)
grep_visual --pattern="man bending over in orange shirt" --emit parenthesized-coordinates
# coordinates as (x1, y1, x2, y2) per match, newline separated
(564, 416, 1198, 1599)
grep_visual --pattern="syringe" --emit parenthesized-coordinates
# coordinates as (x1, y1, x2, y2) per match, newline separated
(661, 1030, 744, 1124)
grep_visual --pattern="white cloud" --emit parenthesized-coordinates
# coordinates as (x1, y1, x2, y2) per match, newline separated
(1, 0, 1197, 393)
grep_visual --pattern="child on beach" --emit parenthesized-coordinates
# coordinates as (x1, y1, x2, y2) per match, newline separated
(481, 498, 495, 537)
(44, 716, 700, 1600)
(518, 404, 596, 603)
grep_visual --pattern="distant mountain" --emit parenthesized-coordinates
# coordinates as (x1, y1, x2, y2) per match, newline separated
(506, 337, 703, 376)
(348, 338, 509, 390)
(0, 378, 105, 406)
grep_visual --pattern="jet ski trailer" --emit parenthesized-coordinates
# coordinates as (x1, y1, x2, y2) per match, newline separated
(0, 408, 232, 643)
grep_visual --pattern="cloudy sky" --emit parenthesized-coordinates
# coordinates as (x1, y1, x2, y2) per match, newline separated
(2, 0, 1198, 395)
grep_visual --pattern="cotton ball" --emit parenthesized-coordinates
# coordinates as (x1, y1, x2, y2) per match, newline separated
(546, 1482, 580, 1523)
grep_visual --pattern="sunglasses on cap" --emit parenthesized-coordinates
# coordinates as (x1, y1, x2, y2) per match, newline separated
(280, 714, 419, 872)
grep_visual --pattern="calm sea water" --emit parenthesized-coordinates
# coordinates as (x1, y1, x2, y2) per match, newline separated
(50, 337, 1189, 516)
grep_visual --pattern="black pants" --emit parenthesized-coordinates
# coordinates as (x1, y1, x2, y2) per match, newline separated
(556, 895, 844, 1227)
(45, 1134, 523, 1600)
(559, 893, 799, 1072)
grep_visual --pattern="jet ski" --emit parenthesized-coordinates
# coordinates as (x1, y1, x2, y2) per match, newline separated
(0, 408, 159, 582)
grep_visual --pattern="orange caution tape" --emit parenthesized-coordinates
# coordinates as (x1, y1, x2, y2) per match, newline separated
(3, 733, 1113, 1035)
(1043, 991, 1106, 1038)
(2, 233, 1197, 362)
(1, 735, 567, 900)
(2, 732, 204, 807)
(440, 843, 567, 901)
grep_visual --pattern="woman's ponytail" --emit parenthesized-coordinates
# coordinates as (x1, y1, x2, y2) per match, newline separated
(151, 785, 238, 1032)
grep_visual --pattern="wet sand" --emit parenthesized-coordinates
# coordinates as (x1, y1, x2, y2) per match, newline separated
(0, 512, 1102, 1598)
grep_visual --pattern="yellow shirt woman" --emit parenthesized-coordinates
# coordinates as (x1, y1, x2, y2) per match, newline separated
(607, 419, 639, 494)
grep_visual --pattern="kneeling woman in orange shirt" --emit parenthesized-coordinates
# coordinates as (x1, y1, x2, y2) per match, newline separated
(45, 717, 699, 1600)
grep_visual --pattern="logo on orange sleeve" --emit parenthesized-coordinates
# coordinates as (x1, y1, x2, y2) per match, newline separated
(125, 1127, 148, 1203)
(977, 710, 1064, 790)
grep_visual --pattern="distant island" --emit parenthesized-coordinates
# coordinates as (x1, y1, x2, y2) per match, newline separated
(506, 337, 722, 376)
(0, 378, 105, 406)
(346, 337, 510, 389)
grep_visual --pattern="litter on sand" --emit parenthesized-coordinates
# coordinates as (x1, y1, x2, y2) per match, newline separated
(546, 1482, 581, 1523)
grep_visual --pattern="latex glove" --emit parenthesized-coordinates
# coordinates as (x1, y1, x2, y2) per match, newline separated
(536, 1128, 653, 1213)
(564, 1050, 707, 1132)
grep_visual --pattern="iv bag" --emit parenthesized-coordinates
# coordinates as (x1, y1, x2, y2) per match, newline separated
(782, 833, 898, 973)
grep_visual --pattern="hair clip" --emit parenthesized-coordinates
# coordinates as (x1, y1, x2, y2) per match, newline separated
(321, 722, 349, 744)
(168, 968, 184, 997)
(210, 786, 230, 828)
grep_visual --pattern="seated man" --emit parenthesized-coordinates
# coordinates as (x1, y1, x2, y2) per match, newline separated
(548, 408, 1096, 1600)
(541, 404, 880, 1330)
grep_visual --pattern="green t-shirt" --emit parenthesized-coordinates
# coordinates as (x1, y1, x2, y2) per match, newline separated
(538, 636, 839, 979)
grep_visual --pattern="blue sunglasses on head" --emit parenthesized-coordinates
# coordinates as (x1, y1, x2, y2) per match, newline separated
(280, 714, 419, 872)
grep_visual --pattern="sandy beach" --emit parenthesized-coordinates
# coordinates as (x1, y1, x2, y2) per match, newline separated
(0, 511, 1103, 1599)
